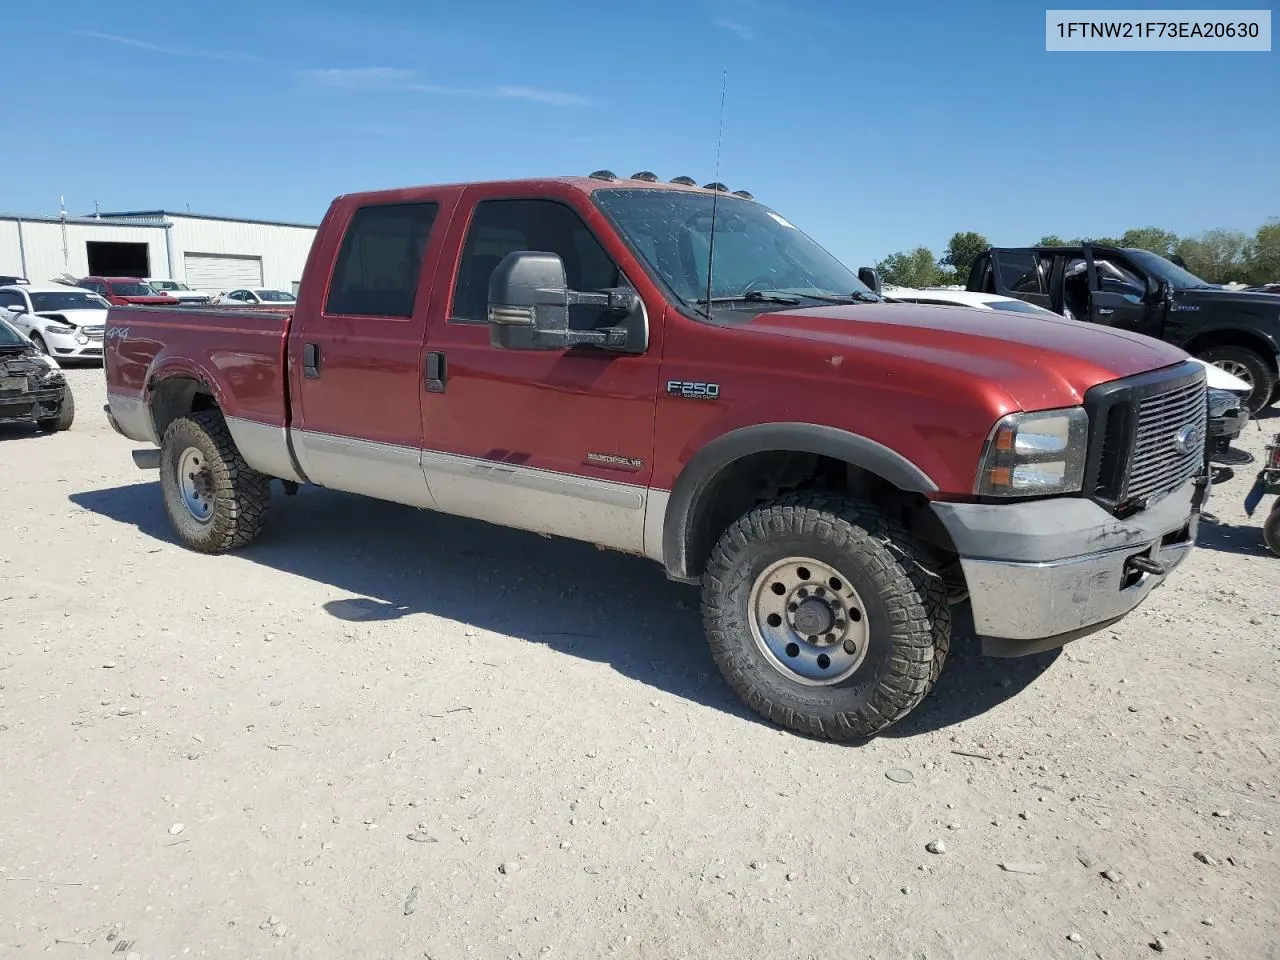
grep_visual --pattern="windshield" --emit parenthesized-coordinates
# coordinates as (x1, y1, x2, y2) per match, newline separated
(257, 290, 295, 302)
(0, 316, 27, 347)
(30, 291, 110, 312)
(592, 188, 873, 314)
(985, 299, 1061, 317)
(109, 282, 159, 296)
(1122, 248, 1213, 289)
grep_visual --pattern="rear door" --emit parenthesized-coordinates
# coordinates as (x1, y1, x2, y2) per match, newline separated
(989, 249, 1054, 311)
(287, 193, 460, 507)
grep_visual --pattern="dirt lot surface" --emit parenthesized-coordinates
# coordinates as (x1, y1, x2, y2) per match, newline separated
(2, 366, 1278, 960)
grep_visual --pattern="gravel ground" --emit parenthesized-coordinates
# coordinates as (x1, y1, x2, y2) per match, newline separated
(2, 365, 1278, 960)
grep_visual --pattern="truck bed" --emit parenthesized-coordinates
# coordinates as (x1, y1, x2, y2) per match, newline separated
(105, 304, 293, 433)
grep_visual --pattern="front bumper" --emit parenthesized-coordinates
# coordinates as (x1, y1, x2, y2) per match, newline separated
(43, 329, 103, 359)
(930, 476, 1202, 655)
(0, 385, 65, 424)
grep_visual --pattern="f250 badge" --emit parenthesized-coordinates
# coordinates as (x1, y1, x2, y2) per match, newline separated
(666, 380, 720, 400)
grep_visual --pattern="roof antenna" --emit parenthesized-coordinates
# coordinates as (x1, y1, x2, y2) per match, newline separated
(703, 70, 727, 312)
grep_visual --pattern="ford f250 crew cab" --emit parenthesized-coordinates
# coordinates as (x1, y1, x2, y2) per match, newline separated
(104, 172, 1210, 739)
(967, 244, 1280, 413)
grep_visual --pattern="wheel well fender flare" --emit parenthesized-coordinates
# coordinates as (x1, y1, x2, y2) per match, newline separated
(146, 359, 224, 440)
(1182, 325, 1280, 369)
(660, 422, 939, 581)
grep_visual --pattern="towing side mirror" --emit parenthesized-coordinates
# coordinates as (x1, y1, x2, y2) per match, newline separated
(857, 266, 882, 296)
(487, 250, 637, 352)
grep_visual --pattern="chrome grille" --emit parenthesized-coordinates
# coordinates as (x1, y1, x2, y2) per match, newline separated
(85, 326, 105, 341)
(1122, 378, 1207, 503)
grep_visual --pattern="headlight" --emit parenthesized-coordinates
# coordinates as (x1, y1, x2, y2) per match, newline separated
(44, 322, 74, 334)
(975, 407, 1090, 498)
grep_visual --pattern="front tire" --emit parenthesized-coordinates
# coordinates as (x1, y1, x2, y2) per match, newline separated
(1196, 345, 1277, 413)
(36, 386, 75, 432)
(701, 493, 950, 740)
(1264, 505, 1280, 558)
(159, 410, 271, 553)
(30, 333, 48, 354)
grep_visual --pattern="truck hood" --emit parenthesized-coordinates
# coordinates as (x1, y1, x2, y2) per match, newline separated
(744, 301, 1191, 409)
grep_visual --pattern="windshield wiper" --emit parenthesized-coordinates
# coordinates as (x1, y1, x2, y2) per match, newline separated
(792, 291, 883, 304)
(695, 290, 802, 306)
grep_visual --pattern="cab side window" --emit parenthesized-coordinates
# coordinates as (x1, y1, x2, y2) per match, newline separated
(326, 201, 440, 318)
(0, 290, 20, 309)
(997, 253, 1042, 294)
(450, 199, 621, 324)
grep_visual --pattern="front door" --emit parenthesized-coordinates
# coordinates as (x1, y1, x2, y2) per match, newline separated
(287, 196, 457, 508)
(418, 191, 662, 555)
(1084, 246, 1163, 338)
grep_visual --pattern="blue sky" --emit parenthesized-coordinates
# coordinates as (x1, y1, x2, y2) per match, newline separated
(2, 0, 1276, 266)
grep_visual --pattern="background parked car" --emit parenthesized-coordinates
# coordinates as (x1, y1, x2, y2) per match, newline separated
(145, 278, 214, 305)
(0, 313, 74, 431)
(217, 288, 297, 307)
(0, 284, 108, 361)
(76, 276, 178, 306)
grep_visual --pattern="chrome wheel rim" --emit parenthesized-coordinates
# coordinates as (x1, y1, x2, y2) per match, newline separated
(748, 557, 870, 686)
(1212, 359, 1253, 386)
(177, 446, 214, 524)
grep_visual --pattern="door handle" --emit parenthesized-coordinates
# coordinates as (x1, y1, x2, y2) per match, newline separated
(1097, 307, 1115, 316)
(303, 342, 321, 379)
(425, 351, 447, 393)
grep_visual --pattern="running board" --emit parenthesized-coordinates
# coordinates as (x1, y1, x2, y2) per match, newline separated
(132, 448, 161, 470)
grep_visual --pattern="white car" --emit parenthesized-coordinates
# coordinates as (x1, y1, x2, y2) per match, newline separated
(217, 288, 297, 307)
(145, 279, 214, 305)
(884, 286, 1251, 392)
(0, 284, 109, 361)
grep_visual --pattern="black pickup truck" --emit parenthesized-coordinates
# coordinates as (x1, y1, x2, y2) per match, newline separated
(967, 245, 1280, 412)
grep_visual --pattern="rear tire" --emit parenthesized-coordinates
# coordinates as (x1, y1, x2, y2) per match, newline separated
(36, 386, 75, 432)
(701, 492, 950, 740)
(159, 409, 271, 553)
(1196, 345, 1277, 413)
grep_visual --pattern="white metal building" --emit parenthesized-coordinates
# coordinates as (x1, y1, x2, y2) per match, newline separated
(0, 209, 317, 294)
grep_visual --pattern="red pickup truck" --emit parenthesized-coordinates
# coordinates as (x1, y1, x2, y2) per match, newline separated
(103, 173, 1209, 739)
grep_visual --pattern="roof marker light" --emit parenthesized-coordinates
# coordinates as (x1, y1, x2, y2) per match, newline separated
(631, 171, 658, 182)
(669, 176, 697, 186)
(588, 170, 618, 181)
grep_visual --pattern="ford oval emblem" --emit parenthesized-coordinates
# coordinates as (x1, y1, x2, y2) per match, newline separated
(1172, 424, 1197, 455)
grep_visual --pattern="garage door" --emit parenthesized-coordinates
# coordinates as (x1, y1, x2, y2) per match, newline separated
(183, 253, 264, 292)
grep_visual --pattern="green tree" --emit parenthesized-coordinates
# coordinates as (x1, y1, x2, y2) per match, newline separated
(1176, 229, 1249, 284)
(1119, 227, 1180, 257)
(877, 247, 946, 288)
(940, 231, 989, 284)
(1244, 217, 1280, 283)
(1037, 235, 1066, 246)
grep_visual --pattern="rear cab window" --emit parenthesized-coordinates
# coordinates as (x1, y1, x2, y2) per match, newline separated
(325, 202, 441, 318)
